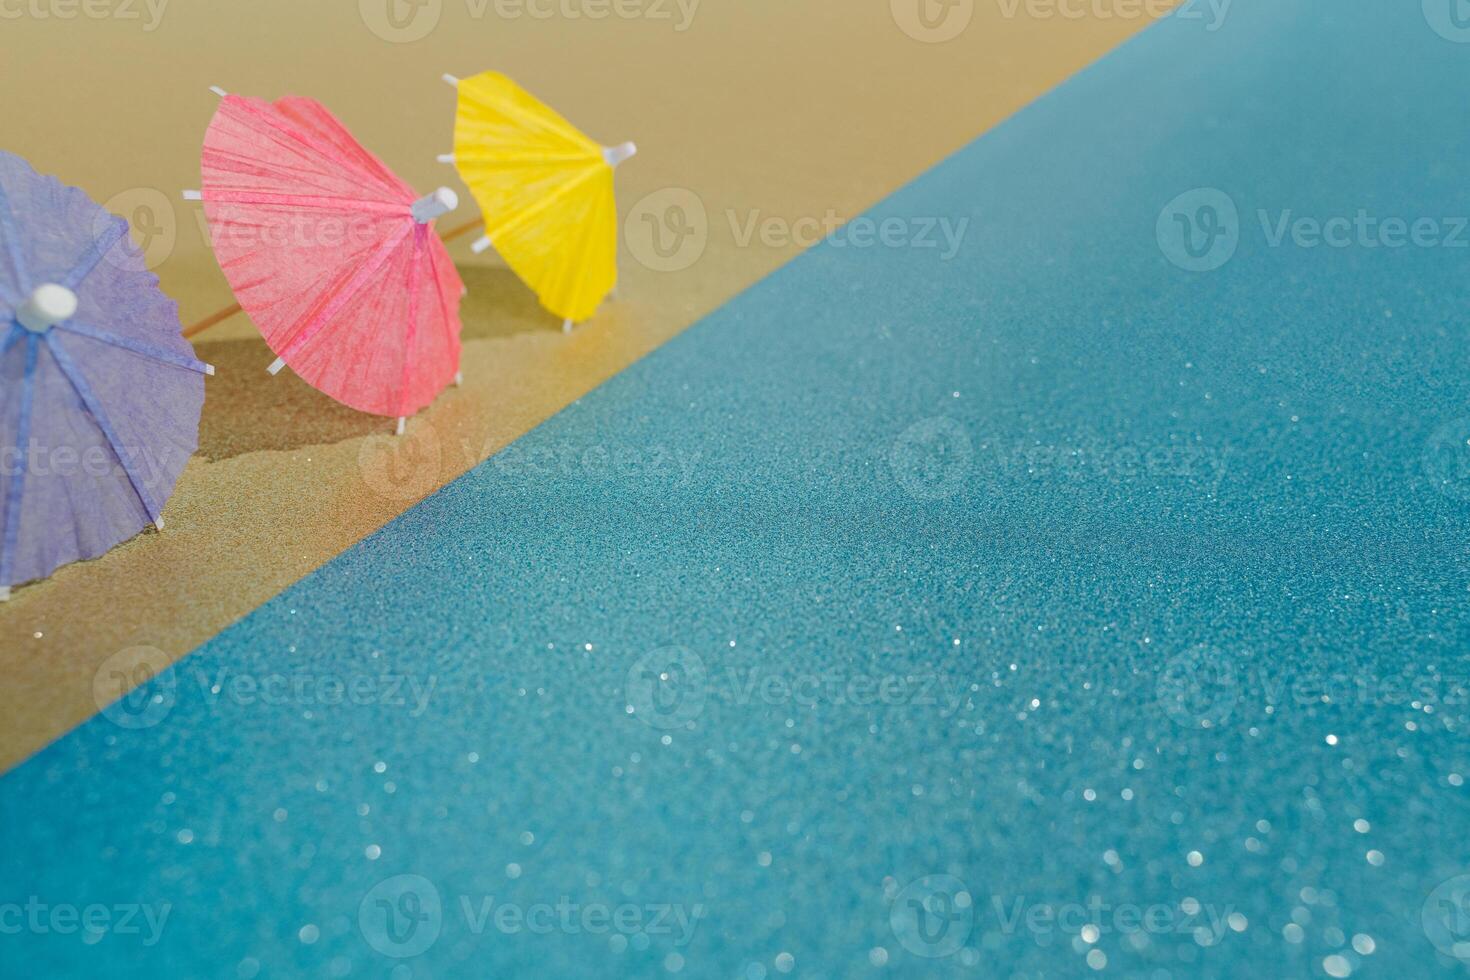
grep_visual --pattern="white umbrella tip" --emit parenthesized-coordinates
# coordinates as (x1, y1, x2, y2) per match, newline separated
(19, 284, 78, 332)
(204, 363, 217, 377)
(209, 85, 228, 97)
(442, 73, 461, 86)
(412, 187, 458, 223)
(603, 142, 637, 167)
(153, 515, 165, 531)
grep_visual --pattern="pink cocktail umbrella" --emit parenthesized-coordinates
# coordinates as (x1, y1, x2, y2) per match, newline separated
(0, 151, 212, 600)
(191, 89, 465, 431)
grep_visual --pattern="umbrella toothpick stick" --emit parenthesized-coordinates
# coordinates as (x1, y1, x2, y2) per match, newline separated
(184, 302, 243, 339)
(181, 219, 483, 340)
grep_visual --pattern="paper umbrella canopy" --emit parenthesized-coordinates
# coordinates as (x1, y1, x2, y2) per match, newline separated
(0, 150, 212, 599)
(445, 71, 635, 328)
(198, 91, 465, 421)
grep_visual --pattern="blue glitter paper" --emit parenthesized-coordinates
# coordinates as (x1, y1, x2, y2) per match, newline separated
(4, 2, 1470, 977)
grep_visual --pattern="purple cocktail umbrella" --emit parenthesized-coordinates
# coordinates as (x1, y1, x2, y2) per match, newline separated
(0, 151, 212, 600)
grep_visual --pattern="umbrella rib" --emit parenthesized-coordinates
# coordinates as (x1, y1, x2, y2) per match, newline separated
(424, 240, 459, 364)
(59, 320, 214, 375)
(224, 99, 335, 163)
(0, 334, 40, 591)
(43, 333, 162, 525)
(202, 190, 411, 216)
(1, 319, 22, 358)
(229, 97, 408, 203)
(567, 177, 611, 318)
(206, 146, 358, 201)
(485, 164, 605, 240)
(61, 217, 129, 291)
(459, 85, 595, 153)
(454, 150, 598, 167)
(397, 226, 425, 418)
(276, 222, 414, 364)
(0, 183, 31, 299)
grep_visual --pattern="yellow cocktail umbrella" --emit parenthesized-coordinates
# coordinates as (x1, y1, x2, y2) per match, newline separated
(442, 71, 636, 331)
